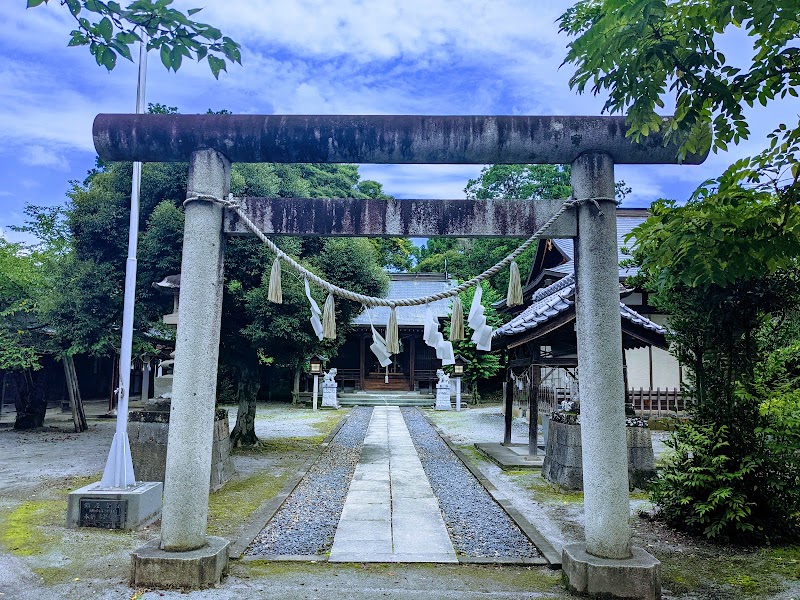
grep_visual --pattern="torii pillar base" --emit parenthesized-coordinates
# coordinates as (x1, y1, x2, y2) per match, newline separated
(131, 536, 229, 589)
(563, 543, 661, 600)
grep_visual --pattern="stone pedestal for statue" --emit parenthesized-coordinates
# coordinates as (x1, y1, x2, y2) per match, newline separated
(153, 375, 173, 400)
(435, 383, 452, 411)
(542, 420, 656, 491)
(321, 381, 339, 409)
(128, 407, 235, 492)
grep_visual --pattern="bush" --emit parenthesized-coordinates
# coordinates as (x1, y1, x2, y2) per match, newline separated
(652, 344, 800, 542)
(651, 423, 758, 540)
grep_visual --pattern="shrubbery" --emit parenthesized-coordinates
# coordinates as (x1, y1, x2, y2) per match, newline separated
(652, 343, 800, 542)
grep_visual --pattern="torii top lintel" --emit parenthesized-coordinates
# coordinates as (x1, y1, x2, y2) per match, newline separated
(92, 114, 708, 165)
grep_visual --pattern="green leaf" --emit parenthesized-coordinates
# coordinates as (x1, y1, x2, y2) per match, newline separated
(160, 44, 172, 70)
(187, 7, 202, 15)
(96, 17, 113, 43)
(101, 47, 117, 71)
(84, 0, 103, 13)
(170, 46, 183, 71)
(207, 55, 225, 79)
(26, 0, 47, 8)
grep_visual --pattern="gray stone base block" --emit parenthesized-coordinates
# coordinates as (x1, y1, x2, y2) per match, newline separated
(67, 481, 162, 530)
(562, 543, 661, 600)
(128, 408, 235, 492)
(542, 421, 656, 491)
(435, 385, 452, 410)
(131, 536, 229, 589)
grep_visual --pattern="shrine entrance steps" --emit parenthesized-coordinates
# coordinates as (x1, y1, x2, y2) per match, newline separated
(338, 391, 434, 407)
(328, 406, 458, 563)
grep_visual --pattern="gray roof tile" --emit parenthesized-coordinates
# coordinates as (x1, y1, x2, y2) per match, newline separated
(352, 274, 457, 326)
(493, 273, 666, 341)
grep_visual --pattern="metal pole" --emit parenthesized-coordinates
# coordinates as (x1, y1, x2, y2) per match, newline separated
(100, 35, 148, 488)
(455, 377, 461, 412)
(312, 374, 319, 411)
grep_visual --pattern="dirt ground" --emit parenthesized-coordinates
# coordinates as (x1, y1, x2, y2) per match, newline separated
(0, 401, 797, 600)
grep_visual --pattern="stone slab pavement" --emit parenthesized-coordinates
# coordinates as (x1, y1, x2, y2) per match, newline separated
(329, 406, 457, 563)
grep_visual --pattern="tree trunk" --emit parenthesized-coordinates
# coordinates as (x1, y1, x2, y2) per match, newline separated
(13, 369, 48, 430)
(63, 356, 88, 433)
(471, 380, 480, 404)
(230, 368, 260, 447)
(291, 362, 301, 405)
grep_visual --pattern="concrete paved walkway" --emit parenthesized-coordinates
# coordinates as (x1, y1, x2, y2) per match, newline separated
(329, 406, 457, 563)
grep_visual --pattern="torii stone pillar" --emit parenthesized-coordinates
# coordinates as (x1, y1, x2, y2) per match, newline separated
(131, 149, 231, 587)
(562, 153, 660, 600)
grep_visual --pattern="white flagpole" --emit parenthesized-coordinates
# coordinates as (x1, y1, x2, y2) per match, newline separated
(100, 34, 148, 488)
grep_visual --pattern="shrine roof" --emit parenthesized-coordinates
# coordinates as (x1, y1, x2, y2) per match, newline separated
(493, 273, 666, 346)
(545, 211, 647, 280)
(352, 273, 457, 327)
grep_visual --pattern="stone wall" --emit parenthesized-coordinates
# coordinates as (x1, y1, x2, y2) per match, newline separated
(128, 407, 235, 492)
(542, 420, 656, 491)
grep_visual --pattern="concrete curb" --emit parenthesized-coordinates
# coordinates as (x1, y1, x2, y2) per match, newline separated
(228, 412, 350, 560)
(240, 554, 329, 563)
(457, 556, 548, 566)
(422, 412, 562, 569)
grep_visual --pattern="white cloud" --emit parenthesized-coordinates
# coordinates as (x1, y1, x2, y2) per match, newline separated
(22, 145, 70, 171)
(0, 0, 798, 223)
(359, 164, 482, 198)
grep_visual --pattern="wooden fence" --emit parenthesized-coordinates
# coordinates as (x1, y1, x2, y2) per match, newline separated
(533, 386, 687, 418)
(628, 387, 686, 417)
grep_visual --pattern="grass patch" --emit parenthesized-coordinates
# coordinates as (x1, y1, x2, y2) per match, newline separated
(766, 545, 800, 580)
(0, 475, 98, 557)
(238, 560, 567, 595)
(236, 435, 327, 455)
(507, 471, 584, 504)
(207, 471, 294, 538)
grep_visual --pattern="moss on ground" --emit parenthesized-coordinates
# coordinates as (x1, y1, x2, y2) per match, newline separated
(505, 471, 584, 504)
(207, 471, 294, 538)
(0, 474, 146, 585)
(0, 500, 61, 556)
(236, 435, 327, 454)
(309, 410, 346, 436)
(0, 475, 98, 556)
(658, 547, 798, 598)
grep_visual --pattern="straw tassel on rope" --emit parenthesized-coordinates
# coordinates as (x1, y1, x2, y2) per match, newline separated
(322, 293, 337, 339)
(506, 260, 523, 307)
(267, 257, 283, 303)
(450, 296, 464, 341)
(385, 306, 400, 355)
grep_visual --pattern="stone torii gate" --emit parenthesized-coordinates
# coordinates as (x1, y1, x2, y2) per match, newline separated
(93, 114, 707, 598)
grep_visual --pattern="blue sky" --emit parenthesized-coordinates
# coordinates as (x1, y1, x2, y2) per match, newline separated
(0, 1, 796, 243)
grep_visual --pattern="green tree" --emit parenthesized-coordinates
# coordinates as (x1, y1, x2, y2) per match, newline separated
(562, 0, 800, 541)
(27, 0, 241, 77)
(223, 165, 389, 445)
(0, 206, 70, 428)
(416, 165, 631, 292)
(559, 0, 799, 160)
(623, 153, 800, 541)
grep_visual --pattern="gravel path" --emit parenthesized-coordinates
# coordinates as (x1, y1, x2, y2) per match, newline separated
(247, 406, 373, 556)
(401, 408, 540, 559)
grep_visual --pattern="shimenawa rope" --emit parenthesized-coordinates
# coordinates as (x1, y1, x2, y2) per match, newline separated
(180, 194, 612, 308)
